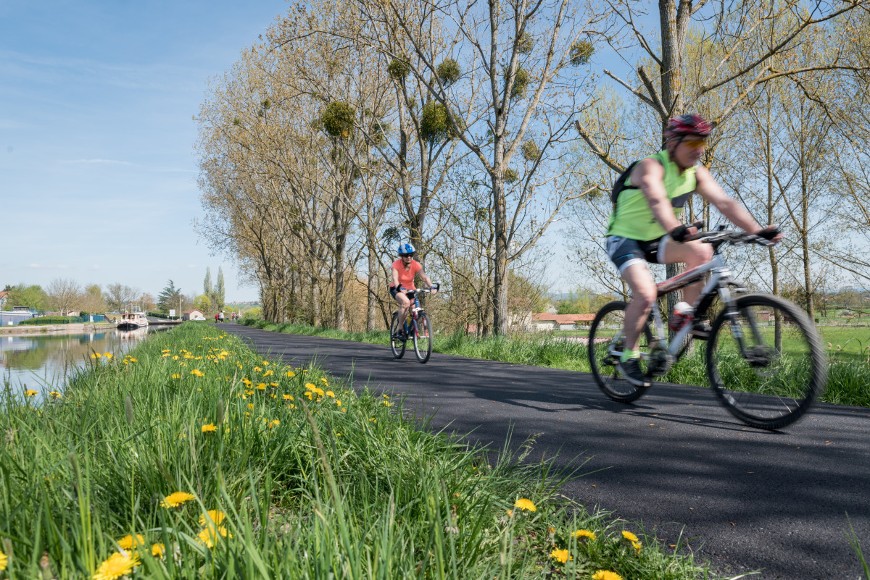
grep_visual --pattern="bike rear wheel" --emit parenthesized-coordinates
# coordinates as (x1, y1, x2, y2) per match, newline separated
(588, 301, 653, 403)
(707, 294, 827, 430)
(412, 312, 432, 363)
(390, 313, 406, 359)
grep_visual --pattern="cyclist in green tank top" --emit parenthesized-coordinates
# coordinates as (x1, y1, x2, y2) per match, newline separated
(604, 114, 782, 387)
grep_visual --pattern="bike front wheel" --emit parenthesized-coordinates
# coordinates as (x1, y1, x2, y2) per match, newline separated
(707, 294, 827, 430)
(588, 301, 653, 403)
(390, 313, 406, 359)
(412, 312, 432, 363)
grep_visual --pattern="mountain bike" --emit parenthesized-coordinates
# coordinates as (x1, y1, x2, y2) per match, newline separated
(587, 228, 827, 430)
(390, 285, 438, 363)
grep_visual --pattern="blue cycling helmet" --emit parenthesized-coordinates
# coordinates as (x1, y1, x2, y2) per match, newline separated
(397, 242, 415, 257)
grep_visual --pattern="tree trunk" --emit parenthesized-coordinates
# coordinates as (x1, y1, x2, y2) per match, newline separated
(492, 172, 509, 336)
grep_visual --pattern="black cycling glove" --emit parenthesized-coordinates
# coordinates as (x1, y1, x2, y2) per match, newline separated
(669, 224, 690, 242)
(756, 227, 780, 240)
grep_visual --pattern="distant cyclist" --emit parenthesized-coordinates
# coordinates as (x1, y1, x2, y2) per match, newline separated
(605, 114, 782, 387)
(390, 242, 436, 338)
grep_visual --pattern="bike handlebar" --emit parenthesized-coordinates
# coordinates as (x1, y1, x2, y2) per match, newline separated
(686, 228, 777, 248)
(398, 283, 440, 294)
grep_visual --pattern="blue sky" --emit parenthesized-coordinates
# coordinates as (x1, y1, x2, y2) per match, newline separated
(1, 1, 290, 303)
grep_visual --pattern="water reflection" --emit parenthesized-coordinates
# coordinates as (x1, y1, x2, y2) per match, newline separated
(1, 326, 165, 395)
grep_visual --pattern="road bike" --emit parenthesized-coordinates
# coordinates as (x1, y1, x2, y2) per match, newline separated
(390, 285, 438, 363)
(588, 228, 827, 430)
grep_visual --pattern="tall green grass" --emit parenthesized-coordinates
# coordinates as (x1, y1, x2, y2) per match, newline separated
(248, 320, 869, 408)
(0, 323, 718, 578)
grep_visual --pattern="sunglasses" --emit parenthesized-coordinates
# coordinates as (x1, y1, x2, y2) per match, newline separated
(681, 136, 708, 149)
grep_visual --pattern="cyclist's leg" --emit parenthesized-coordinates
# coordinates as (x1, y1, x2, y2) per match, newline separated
(658, 236, 712, 306)
(606, 236, 656, 353)
(621, 262, 657, 352)
(393, 289, 411, 335)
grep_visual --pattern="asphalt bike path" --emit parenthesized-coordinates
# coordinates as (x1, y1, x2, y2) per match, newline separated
(219, 324, 870, 579)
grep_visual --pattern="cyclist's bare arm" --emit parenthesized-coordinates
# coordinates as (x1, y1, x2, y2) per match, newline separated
(421, 272, 437, 291)
(695, 166, 783, 242)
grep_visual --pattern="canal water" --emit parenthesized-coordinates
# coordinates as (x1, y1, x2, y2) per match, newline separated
(0, 327, 165, 398)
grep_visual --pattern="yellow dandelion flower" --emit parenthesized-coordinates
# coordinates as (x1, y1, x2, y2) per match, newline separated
(126, 357, 137, 363)
(247, 403, 254, 410)
(197, 526, 230, 548)
(304, 392, 313, 400)
(0, 549, 7, 571)
(104, 352, 113, 360)
(116, 534, 145, 550)
(573, 529, 596, 541)
(621, 530, 639, 543)
(381, 400, 393, 407)
(93, 551, 139, 580)
(268, 419, 280, 428)
(24, 389, 38, 397)
(304, 382, 316, 390)
(262, 369, 273, 377)
(198, 510, 226, 527)
(242, 378, 252, 386)
(91, 352, 102, 359)
(514, 498, 537, 512)
(313, 387, 324, 397)
(160, 491, 195, 508)
(325, 390, 335, 398)
(335, 400, 342, 407)
(191, 369, 204, 377)
(256, 383, 266, 391)
(151, 543, 165, 558)
(161, 349, 171, 354)
(631, 540, 642, 552)
(171, 373, 181, 380)
(320, 377, 328, 385)
(49, 391, 62, 399)
(269, 381, 279, 387)
(253, 366, 262, 373)
(549, 548, 571, 563)
(201, 423, 217, 433)
(592, 572, 623, 580)
(285, 370, 296, 378)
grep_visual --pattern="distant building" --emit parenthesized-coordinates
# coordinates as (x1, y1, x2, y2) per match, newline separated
(184, 310, 206, 321)
(0, 309, 35, 326)
(531, 313, 595, 331)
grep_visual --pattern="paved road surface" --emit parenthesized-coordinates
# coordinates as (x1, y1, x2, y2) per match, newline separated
(219, 325, 870, 579)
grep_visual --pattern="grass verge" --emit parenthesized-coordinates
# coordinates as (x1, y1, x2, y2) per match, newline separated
(1, 323, 721, 578)
(244, 320, 869, 408)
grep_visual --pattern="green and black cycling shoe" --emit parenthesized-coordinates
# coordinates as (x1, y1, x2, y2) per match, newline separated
(617, 358, 651, 388)
(692, 320, 712, 340)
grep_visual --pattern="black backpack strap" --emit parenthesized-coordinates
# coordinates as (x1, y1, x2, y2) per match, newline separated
(610, 157, 664, 211)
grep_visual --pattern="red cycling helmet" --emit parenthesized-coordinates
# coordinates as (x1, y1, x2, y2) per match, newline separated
(665, 114, 712, 140)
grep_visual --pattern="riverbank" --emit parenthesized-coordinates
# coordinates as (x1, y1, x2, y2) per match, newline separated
(0, 322, 116, 336)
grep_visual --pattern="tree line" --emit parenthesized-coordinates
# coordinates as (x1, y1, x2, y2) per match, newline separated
(2, 267, 229, 317)
(195, 0, 868, 335)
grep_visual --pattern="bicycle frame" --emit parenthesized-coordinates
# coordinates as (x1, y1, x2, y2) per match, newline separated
(647, 249, 743, 361)
(398, 288, 437, 335)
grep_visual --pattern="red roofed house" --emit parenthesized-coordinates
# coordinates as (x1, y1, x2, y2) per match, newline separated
(531, 313, 595, 331)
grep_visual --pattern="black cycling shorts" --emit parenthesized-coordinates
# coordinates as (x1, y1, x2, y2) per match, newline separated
(605, 235, 669, 274)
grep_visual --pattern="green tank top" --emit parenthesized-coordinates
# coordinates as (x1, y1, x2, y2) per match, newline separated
(606, 149, 697, 241)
